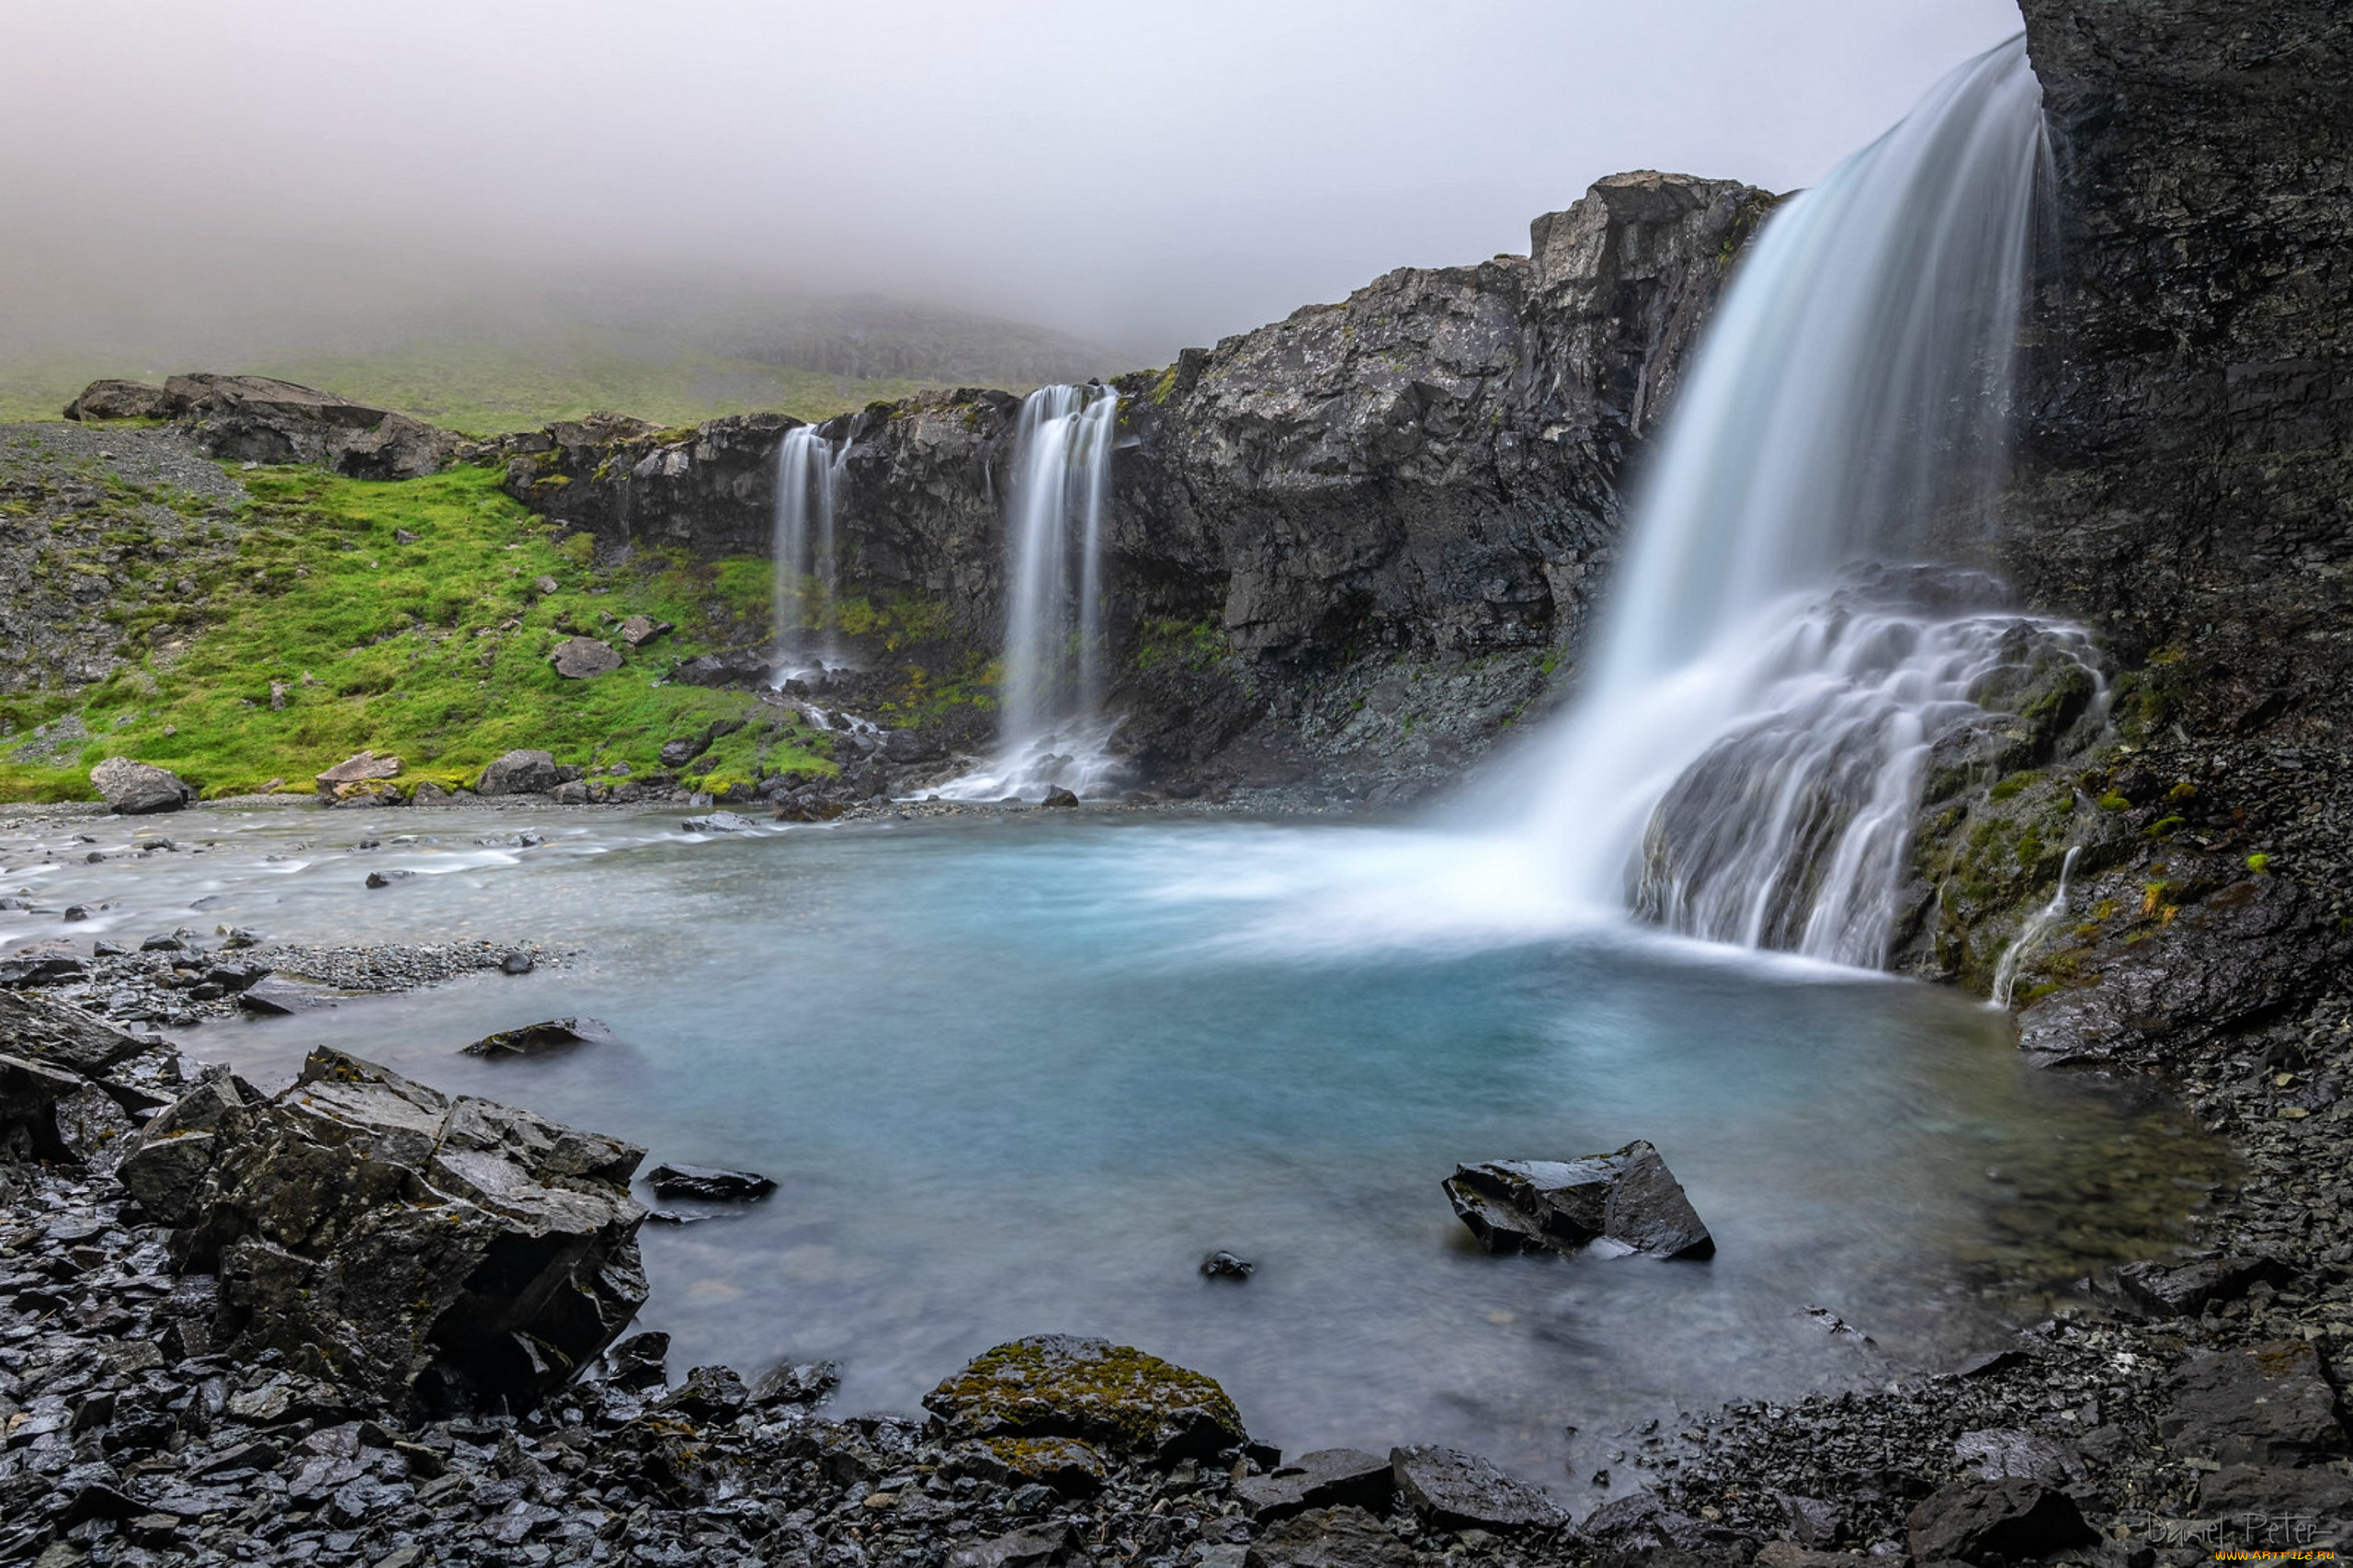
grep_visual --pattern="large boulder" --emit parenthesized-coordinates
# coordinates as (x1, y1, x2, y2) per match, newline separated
(1905, 1479, 2096, 1562)
(2162, 1340, 2349, 1467)
(476, 748, 562, 795)
(923, 1335, 1247, 1464)
(551, 637, 622, 679)
(1443, 1140, 1713, 1259)
(1388, 1445, 1565, 1531)
(91, 756, 194, 814)
(0, 991, 186, 1162)
(63, 379, 176, 421)
(164, 373, 459, 480)
(313, 750, 402, 800)
(144, 1046, 649, 1413)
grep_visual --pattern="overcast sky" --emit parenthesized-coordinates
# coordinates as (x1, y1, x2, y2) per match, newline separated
(3, 0, 2026, 363)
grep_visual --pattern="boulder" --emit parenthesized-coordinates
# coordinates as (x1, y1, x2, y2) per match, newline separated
(0, 942, 87, 988)
(1443, 1140, 1713, 1259)
(2162, 1339, 2349, 1466)
(1234, 1448, 1394, 1523)
(236, 975, 334, 1015)
(363, 869, 414, 889)
(63, 379, 176, 421)
(750, 1359, 840, 1406)
(1580, 1492, 1749, 1554)
(460, 1017, 611, 1059)
(923, 1335, 1247, 1464)
(670, 648, 773, 687)
(1388, 1445, 1564, 1531)
(1245, 1507, 1417, 1568)
(1041, 787, 1080, 809)
(163, 373, 458, 480)
(0, 988, 156, 1078)
(476, 749, 562, 796)
(1904, 1479, 2096, 1562)
(551, 637, 621, 679)
(643, 1163, 777, 1202)
(0, 1051, 89, 1163)
(946, 1436, 1108, 1498)
(91, 756, 195, 814)
(150, 1046, 648, 1412)
(1201, 1249, 1256, 1280)
(2094, 1254, 2291, 1319)
(313, 751, 402, 800)
(617, 615, 674, 648)
(681, 812, 756, 834)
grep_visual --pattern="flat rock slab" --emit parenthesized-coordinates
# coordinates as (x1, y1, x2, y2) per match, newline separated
(1388, 1445, 1563, 1530)
(2163, 1338, 2349, 1466)
(681, 812, 756, 834)
(644, 1162, 776, 1201)
(314, 751, 402, 797)
(1444, 1139, 1713, 1259)
(1245, 1506, 1417, 1568)
(461, 1017, 613, 1059)
(1906, 1479, 2096, 1562)
(924, 1334, 1246, 1464)
(1234, 1448, 1392, 1523)
(947, 1522, 1079, 1568)
(2095, 1254, 2289, 1319)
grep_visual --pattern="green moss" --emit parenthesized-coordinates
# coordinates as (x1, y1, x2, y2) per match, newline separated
(2246, 852, 2275, 874)
(1989, 770, 2040, 802)
(2144, 815, 2186, 839)
(2097, 791, 2131, 812)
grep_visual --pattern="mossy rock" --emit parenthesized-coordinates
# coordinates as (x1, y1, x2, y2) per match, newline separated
(922, 1334, 1245, 1464)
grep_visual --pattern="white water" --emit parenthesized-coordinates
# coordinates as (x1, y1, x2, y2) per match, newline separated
(1991, 843, 2082, 1008)
(772, 424, 847, 676)
(1208, 38, 2089, 972)
(942, 383, 1124, 800)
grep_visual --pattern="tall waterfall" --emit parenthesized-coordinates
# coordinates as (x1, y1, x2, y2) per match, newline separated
(1483, 34, 2083, 968)
(772, 424, 847, 676)
(945, 382, 1122, 800)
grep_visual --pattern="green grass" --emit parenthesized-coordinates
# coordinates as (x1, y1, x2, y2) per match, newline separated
(0, 463, 835, 801)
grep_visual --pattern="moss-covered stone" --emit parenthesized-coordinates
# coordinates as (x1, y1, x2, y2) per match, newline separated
(922, 1334, 1245, 1464)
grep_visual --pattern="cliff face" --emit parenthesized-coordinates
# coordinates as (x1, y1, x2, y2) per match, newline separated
(503, 172, 1774, 800)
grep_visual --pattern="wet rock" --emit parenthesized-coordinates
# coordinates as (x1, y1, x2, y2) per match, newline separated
(2161, 1339, 2348, 1466)
(1200, 1249, 1256, 1280)
(0, 989, 156, 1078)
(0, 942, 86, 987)
(1443, 1139, 1713, 1259)
(2093, 1254, 2291, 1319)
(1904, 1478, 2096, 1562)
(364, 869, 415, 889)
(681, 811, 756, 834)
(1235, 1448, 1393, 1523)
(53, 1082, 136, 1166)
(91, 756, 194, 814)
(1245, 1506, 1417, 1568)
(498, 949, 535, 974)
(751, 1358, 840, 1406)
(235, 975, 335, 1015)
(925, 1334, 1247, 1463)
(949, 1435, 1110, 1498)
(165, 1046, 648, 1411)
(1041, 787, 1080, 809)
(313, 750, 402, 800)
(2197, 1461, 2353, 1521)
(656, 1364, 749, 1420)
(1388, 1444, 1565, 1531)
(460, 1017, 611, 1059)
(948, 1521, 1082, 1568)
(0, 1051, 87, 1161)
(644, 1162, 776, 1201)
(603, 1330, 670, 1389)
(1754, 1547, 1873, 1568)
(1953, 1427, 2087, 1486)
(476, 748, 563, 795)
(550, 636, 621, 679)
(670, 648, 773, 687)
(64, 379, 177, 421)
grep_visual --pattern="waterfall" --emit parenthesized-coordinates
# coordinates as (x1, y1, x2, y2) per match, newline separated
(772, 424, 847, 676)
(1990, 844, 2082, 1009)
(943, 382, 1123, 800)
(1495, 35, 2086, 967)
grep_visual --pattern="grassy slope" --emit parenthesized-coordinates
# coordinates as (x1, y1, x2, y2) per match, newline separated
(0, 347, 938, 436)
(0, 463, 836, 801)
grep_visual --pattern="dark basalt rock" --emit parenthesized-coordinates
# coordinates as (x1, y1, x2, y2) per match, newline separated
(1387, 1445, 1565, 1532)
(1444, 1139, 1713, 1259)
(460, 1017, 611, 1058)
(363, 869, 414, 889)
(2093, 1253, 2292, 1320)
(63, 379, 177, 422)
(476, 748, 563, 796)
(948, 1521, 1082, 1568)
(643, 1162, 776, 1201)
(1040, 787, 1079, 809)
(2161, 1339, 2349, 1467)
(670, 648, 774, 688)
(751, 1358, 841, 1406)
(90, 756, 194, 814)
(924, 1334, 1247, 1464)
(148, 1045, 648, 1412)
(1234, 1448, 1394, 1524)
(1200, 1249, 1256, 1280)
(161, 373, 459, 481)
(549, 635, 621, 679)
(1245, 1506, 1418, 1568)
(1904, 1478, 2097, 1562)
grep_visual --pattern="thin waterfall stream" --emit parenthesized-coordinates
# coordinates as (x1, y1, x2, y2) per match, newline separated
(772, 423, 847, 677)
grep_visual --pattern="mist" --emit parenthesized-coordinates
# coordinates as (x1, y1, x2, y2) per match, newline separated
(2, 0, 2026, 376)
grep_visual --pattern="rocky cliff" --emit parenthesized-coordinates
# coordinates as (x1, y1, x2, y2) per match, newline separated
(502, 172, 1775, 801)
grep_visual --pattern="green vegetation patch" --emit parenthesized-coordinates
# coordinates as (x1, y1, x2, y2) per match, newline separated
(0, 463, 835, 801)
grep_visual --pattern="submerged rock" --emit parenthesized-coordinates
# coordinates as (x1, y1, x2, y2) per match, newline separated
(924, 1334, 1247, 1464)
(1443, 1139, 1713, 1259)
(91, 756, 194, 814)
(460, 1017, 611, 1059)
(643, 1162, 776, 1201)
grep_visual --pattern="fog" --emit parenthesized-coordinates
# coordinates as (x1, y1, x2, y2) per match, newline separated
(3, 0, 2026, 371)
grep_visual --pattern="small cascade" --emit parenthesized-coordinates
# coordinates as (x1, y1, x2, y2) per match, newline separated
(1991, 844, 2083, 1009)
(943, 382, 1123, 800)
(1494, 35, 2075, 968)
(772, 424, 847, 677)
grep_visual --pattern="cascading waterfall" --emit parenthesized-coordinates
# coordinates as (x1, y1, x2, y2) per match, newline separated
(943, 382, 1123, 799)
(772, 424, 847, 676)
(1495, 34, 2087, 968)
(1990, 843, 2082, 1008)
